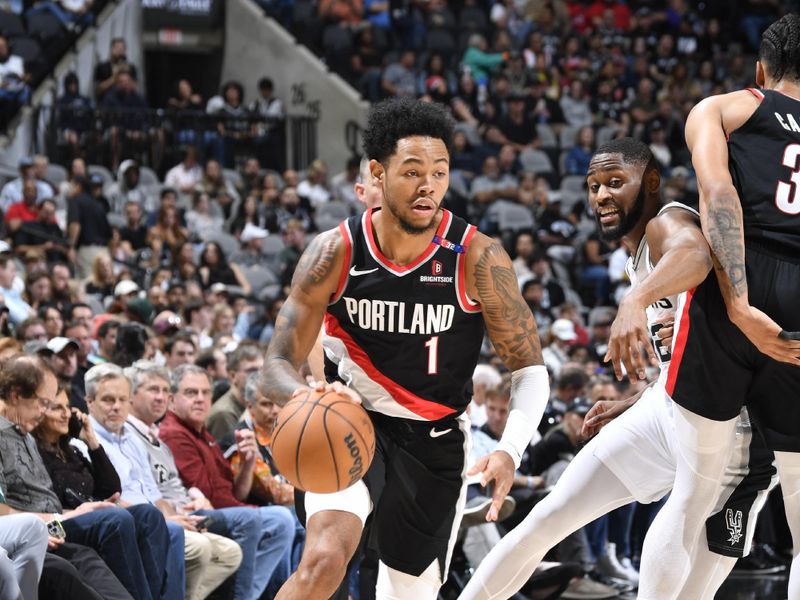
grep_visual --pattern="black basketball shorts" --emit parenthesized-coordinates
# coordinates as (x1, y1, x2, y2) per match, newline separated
(667, 242, 800, 452)
(297, 410, 470, 578)
(705, 418, 778, 558)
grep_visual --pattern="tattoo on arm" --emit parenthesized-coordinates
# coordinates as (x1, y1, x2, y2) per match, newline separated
(292, 232, 339, 294)
(705, 194, 747, 299)
(474, 243, 544, 371)
(264, 231, 341, 405)
(263, 299, 306, 405)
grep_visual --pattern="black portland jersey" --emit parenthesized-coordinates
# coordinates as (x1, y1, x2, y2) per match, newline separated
(323, 207, 485, 422)
(728, 88, 800, 253)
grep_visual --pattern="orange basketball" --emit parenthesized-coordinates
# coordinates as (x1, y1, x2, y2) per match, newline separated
(271, 390, 376, 493)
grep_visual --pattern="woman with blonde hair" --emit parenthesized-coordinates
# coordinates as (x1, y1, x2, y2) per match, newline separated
(85, 251, 115, 301)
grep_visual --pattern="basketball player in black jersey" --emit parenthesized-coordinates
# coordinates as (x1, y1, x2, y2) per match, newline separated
(263, 99, 550, 599)
(458, 140, 777, 600)
(632, 14, 800, 599)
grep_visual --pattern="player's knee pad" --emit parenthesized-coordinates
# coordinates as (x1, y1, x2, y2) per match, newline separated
(304, 479, 372, 526)
(376, 560, 441, 600)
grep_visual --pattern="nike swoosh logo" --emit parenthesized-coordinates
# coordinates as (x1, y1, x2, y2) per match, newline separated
(429, 427, 452, 438)
(349, 266, 379, 277)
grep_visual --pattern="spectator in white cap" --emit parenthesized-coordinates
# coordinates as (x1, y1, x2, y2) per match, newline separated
(114, 279, 139, 301)
(542, 318, 578, 377)
(231, 222, 269, 267)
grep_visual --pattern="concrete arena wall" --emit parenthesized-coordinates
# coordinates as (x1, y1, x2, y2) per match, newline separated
(223, 0, 369, 173)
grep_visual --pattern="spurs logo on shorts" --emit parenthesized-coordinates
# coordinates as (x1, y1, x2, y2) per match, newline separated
(725, 509, 743, 545)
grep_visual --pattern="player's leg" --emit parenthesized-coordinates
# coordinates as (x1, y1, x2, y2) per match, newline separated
(275, 481, 369, 600)
(774, 451, 800, 599)
(637, 403, 738, 600)
(677, 539, 736, 600)
(459, 450, 634, 600)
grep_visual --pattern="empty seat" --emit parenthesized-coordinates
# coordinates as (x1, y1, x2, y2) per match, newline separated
(519, 148, 553, 174)
(486, 200, 534, 232)
(139, 166, 159, 186)
(560, 174, 585, 195)
(88, 164, 114, 185)
(536, 123, 558, 149)
(559, 125, 582, 149)
(26, 11, 64, 46)
(45, 163, 68, 187)
(0, 12, 24, 37)
(223, 168, 243, 188)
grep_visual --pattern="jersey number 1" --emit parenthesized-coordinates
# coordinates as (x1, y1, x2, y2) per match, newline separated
(425, 336, 439, 375)
(776, 144, 800, 215)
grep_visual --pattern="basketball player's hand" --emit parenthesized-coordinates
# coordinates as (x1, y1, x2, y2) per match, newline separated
(605, 295, 658, 383)
(581, 397, 636, 439)
(468, 451, 515, 522)
(294, 380, 362, 404)
(730, 305, 800, 366)
(653, 316, 674, 351)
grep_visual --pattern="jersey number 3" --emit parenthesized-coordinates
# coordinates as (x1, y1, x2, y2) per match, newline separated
(776, 144, 800, 215)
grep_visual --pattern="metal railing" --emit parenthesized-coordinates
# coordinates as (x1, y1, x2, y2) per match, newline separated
(34, 105, 317, 172)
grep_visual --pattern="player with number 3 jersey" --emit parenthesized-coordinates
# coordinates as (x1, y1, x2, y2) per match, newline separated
(633, 14, 800, 599)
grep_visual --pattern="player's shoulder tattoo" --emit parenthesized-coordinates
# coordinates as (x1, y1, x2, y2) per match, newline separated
(291, 228, 342, 294)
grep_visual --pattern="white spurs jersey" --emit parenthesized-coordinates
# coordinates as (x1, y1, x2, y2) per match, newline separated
(624, 202, 700, 368)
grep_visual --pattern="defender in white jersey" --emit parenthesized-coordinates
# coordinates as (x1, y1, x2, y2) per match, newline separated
(458, 139, 777, 600)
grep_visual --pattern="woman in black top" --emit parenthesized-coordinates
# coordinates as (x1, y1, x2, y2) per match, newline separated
(33, 387, 121, 508)
(198, 241, 251, 294)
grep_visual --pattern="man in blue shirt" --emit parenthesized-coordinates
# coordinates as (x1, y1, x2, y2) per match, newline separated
(85, 363, 243, 600)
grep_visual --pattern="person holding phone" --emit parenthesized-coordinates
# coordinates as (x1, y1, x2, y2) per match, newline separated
(33, 387, 121, 508)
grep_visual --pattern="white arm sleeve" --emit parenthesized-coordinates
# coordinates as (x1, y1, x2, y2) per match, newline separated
(495, 365, 550, 468)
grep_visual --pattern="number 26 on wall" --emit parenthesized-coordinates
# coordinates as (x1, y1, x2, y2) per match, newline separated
(776, 144, 800, 215)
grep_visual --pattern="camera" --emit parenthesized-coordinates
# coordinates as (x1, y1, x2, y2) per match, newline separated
(68, 412, 83, 438)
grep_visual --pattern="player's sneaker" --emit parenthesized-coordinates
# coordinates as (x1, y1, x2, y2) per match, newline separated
(596, 543, 639, 585)
(617, 556, 640, 585)
(732, 547, 786, 575)
(460, 495, 516, 528)
(559, 575, 619, 599)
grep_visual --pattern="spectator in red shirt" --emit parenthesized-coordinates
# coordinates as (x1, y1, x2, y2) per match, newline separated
(5, 179, 40, 233)
(585, 0, 631, 32)
(159, 364, 295, 600)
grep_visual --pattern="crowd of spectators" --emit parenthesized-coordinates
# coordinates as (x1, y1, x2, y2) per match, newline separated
(0, 0, 797, 598)
(52, 37, 288, 173)
(0, 1, 111, 129)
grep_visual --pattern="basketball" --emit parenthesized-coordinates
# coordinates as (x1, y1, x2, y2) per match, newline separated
(271, 390, 376, 494)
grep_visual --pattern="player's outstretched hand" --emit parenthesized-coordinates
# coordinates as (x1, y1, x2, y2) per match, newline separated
(581, 397, 636, 439)
(292, 381, 362, 404)
(468, 451, 515, 522)
(730, 305, 800, 366)
(605, 296, 658, 383)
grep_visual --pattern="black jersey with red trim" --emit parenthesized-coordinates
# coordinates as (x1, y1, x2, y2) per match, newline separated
(728, 88, 800, 253)
(322, 207, 485, 422)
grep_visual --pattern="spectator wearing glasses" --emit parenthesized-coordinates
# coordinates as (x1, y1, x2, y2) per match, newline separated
(0, 355, 171, 600)
(86, 363, 243, 600)
(206, 343, 264, 442)
(159, 364, 295, 600)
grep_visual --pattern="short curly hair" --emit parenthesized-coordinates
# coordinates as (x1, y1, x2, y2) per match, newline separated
(362, 98, 455, 164)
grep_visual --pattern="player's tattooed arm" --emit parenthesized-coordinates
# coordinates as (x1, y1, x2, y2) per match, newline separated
(686, 93, 753, 310)
(687, 92, 800, 365)
(263, 229, 343, 405)
(468, 236, 544, 371)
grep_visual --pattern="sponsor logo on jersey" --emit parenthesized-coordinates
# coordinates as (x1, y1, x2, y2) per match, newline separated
(343, 297, 455, 334)
(420, 259, 454, 284)
(726, 508, 743, 545)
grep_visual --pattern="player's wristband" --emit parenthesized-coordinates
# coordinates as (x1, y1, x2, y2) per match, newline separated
(497, 365, 550, 469)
